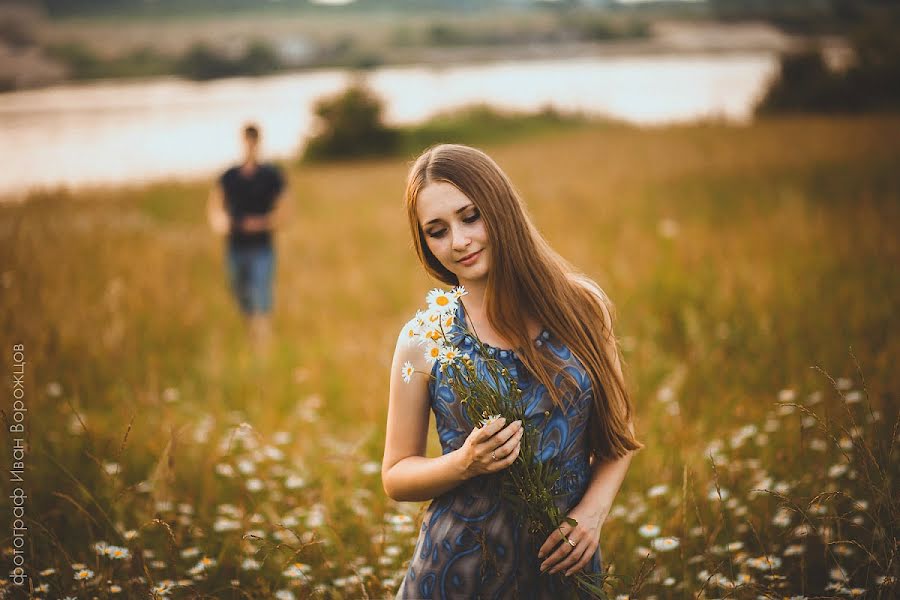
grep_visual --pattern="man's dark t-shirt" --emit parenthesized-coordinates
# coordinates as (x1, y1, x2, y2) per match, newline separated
(220, 164, 284, 247)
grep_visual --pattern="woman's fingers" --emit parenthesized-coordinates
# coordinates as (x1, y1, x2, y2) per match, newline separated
(538, 523, 571, 562)
(565, 541, 597, 577)
(464, 419, 524, 475)
(548, 537, 587, 575)
(493, 426, 523, 459)
(491, 438, 521, 471)
(476, 417, 507, 441)
(484, 419, 521, 448)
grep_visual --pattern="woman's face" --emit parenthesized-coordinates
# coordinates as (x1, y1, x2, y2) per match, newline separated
(416, 181, 491, 286)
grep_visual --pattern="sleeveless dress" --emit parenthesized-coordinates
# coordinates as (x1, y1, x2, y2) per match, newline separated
(397, 302, 603, 600)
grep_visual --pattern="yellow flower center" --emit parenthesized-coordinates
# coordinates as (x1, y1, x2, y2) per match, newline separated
(436, 296, 449, 306)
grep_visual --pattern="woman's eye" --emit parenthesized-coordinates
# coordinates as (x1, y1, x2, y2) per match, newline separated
(462, 211, 480, 224)
(427, 229, 447, 239)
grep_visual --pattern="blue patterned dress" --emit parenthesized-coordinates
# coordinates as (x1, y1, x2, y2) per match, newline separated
(397, 302, 603, 599)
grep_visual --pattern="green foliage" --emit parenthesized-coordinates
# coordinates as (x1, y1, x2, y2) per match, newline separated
(174, 40, 282, 80)
(302, 83, 400, 162)
(301, 94, 588, 163)
(757, 22, 900, 114)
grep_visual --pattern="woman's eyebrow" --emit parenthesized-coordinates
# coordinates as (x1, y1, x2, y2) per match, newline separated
(423, 204, 474, 226)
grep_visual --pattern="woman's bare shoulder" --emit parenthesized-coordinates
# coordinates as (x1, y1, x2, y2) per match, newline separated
(567, 273, 613, 328)
(393, 317, 431, 373)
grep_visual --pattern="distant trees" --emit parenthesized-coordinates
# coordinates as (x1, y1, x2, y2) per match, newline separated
(174, 42, 281, 80)
(757, 23, 900, 114)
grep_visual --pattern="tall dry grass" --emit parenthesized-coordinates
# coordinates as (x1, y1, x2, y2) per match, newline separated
(0, 115, 897, 598)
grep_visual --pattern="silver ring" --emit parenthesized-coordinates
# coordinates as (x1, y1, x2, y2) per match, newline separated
(567, 538, 577, 549)
(490, 451, 497, 461)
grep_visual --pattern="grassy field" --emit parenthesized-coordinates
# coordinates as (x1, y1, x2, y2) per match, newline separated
(1, 115, 898, 598)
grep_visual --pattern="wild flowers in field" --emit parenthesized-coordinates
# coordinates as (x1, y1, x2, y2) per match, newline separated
(401, 287, 609, 598)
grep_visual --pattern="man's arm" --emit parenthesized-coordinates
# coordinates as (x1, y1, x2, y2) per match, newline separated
(267, 187, 292, 231)
(207, 183, 230, 235)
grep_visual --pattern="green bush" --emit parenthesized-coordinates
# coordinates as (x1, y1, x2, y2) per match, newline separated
(302, 83, 399, 162)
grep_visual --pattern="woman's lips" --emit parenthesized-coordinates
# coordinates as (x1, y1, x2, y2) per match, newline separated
(457, 249, 482, 266)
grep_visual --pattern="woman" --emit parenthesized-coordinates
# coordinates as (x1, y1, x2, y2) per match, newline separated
(382, 144, 643, 599)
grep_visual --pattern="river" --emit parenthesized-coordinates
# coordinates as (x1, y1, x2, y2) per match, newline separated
(0, 52, 777, 198)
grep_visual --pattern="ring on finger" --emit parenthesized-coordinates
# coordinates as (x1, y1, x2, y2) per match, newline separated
(491, 451, 497, 461)
(567, 538, 577, 549)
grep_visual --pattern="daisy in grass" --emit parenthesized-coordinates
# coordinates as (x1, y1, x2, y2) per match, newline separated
(651, 536, 680, 552)
(638, 524, 661, 538)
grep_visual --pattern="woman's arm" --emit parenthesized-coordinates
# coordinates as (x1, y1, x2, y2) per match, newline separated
(539, 280, 640, 575)
(539, 424, 636, 575)
(381, 327, 523, 502)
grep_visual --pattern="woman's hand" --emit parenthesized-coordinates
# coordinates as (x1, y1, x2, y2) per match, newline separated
(457, 417, 523, 479)
(537, 502, 604, 577)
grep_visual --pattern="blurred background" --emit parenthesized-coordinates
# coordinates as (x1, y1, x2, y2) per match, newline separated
(1, 1, 898, 599)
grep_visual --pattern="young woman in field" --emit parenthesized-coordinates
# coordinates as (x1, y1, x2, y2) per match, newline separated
(382, 144, 643, 599)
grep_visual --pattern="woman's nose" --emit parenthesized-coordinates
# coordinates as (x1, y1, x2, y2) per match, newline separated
(451, 227, 471, 250)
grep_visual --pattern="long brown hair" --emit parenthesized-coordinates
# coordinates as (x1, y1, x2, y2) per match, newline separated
(404, 144, 643, 461)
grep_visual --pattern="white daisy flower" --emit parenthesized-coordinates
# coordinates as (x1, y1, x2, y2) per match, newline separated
(708, 486, 730, 501)
(442, 312, 455, 329)
(452, 286, 468, 298)
(651, 536, 680, 552)
(638, 524, 660, 538)
(440, 346, 464, 364)
(74, 568, 94, 580)
(401, 361, 415, 384)
(426, 288, 457, 313)
(215, 463, 235, 477)
(424, 343, 443, 365)
(746, 555, 782, 570)
(283, 562, 312, 578)
(828, 463, 849, 478)
(285, 474, 306, 489)
(423, 327, 443, 344)
(94, 541, 110, 555)
(479, 414, 502, 427)
(647, 484, 668, 498)
(403, 318, 423, 346)
(772, 508, 792, 527)
(108, 545, 130, 559)
(242, 558, 261, 570)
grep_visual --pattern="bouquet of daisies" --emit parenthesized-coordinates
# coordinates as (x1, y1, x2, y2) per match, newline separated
(401, 287, 608, 599)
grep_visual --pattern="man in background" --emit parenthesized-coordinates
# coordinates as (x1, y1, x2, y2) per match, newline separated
(207, 123, 290, 353)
